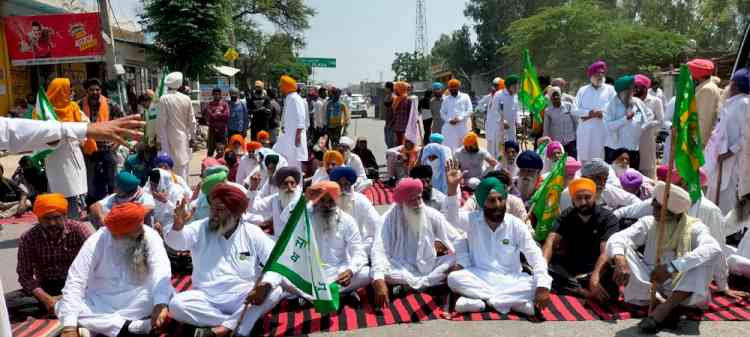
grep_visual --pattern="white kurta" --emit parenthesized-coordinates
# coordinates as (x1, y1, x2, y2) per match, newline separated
(606, 216, 721, 307)
(497, 90, 520, 142)
(247, 189, 301, 240)
(44, 134, 87, 198)
(440, 92, 473, 151)
(56, 227, 173, 337)
(165, 219, 283, 336)
(341, 192, 382, 251)
(604, 97, 650, 151)
(273, 92, 308, 167)
(614, 196, 729, 290)
(726, 211, 750, 277)
(706, 94, 750, 213)
(640, 95, 665, 178)
(574, 84, 616, 161)
(559, 183, 640, 211)
(144, 169, 190, 235)
(371, 205, 460, 290)
(235, 153, 260, 185)
(156, 90, 195, 179)
(0, 118, 86, 153)
(485, 91, 504, 159)
(445, 200, 551, 313)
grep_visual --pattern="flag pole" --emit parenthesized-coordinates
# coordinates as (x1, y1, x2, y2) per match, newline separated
(649, 126, 677, 314)
(231, 271, 265, 336)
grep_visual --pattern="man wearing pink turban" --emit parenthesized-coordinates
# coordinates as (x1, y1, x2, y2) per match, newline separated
(574, 60, 616, 163)
(371, 178, 461, 309)
(633, 74, 664, 179)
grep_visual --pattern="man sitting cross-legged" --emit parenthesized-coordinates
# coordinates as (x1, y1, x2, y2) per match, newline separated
(167, 183, 284, 337)
(443, 160, 551, 315)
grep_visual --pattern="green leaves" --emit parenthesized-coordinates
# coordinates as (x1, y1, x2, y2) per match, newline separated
(391, 51, 430, 83)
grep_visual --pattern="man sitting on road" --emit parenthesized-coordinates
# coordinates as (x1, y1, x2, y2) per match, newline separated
(607, 182, 722, 334)
(330, 167, 381, 251)
(496, 140, 520, 177)
(247, 167, 302, 240)
(336, 136, 373, 191)
(512, 150, 544, 205)
(444, 162, 551, 315)
(311, 150, 344, 184)
(542, 178, 620, 303)
(167, 183, 284, 337)
(559, 158, 640, 211)
(409, 165, 447, 211)
(453, 132, 497, 183)
(89, 171, 155, 227)
(385, 139, 421, 186)
(371, 178, 461, 308)
(236, 141, 263, 185)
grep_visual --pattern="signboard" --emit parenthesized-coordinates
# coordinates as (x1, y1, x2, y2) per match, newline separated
(4, 13, 105, 66)
(298, 57, 336, 68)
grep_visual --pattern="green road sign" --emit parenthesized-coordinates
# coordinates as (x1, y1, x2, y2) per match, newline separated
(298, 57, 336, 68)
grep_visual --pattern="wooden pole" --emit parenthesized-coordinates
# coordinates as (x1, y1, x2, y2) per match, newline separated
(231, 271, 265, 336)
(649, 127, 677, 314)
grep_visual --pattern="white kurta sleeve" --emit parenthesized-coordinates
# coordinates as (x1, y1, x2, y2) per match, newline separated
(614, 199, 653, 219)
(573, 87, 591, 118)
(516, 219, 552, 289)
(444, 194, 471, 232)
(460, 94, 473, 120)
(607, 218, 650, 257)
(371, 211, 392, 281)
(250, 194, 276, 221)
(604, 102, 626, 132)
(357, 195, 382, 247)
(164, 220, 202, 251)
(0, 118, 87, 153)
(250, 225, 283, 287)
(146, 229, 174, 305)
(454, 237, 471, 268)
(344, 217, 368, 273)
(670, 223, 722, 273)
(439, 98, 449, 121)
(57, 232, 100, 327)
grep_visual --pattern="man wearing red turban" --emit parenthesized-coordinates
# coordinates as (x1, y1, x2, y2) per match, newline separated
(371, 177, 460, 309)
(17, 194, 93, 315)
(166, 182, 285, 337)
(56, 202, 172, 337)
(687, 58, 721, 145)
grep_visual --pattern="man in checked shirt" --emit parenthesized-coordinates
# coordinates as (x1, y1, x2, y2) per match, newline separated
(16, 193, 93, 314)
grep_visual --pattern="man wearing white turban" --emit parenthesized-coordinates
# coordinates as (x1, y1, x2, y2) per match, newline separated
(156, 72, 196, 180)
(607, 182, 721, 334)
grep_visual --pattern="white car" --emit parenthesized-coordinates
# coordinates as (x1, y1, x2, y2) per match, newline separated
(348, 94, 368, 118)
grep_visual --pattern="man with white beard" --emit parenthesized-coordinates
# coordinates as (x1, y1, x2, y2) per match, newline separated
(444, 163, 552, 315)
(336, 136, 373, 191)
(56, 203, 173, 337)
(329, 166, 381, 251)
(371, 178, 461, 309)
(247, 167, 302, 239)
(512, 150, 544, 205)
(167, 183, 284, 337)
(574, 61, 616, 163)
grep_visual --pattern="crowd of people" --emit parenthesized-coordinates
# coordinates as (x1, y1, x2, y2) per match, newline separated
(2, 56, 750, 337)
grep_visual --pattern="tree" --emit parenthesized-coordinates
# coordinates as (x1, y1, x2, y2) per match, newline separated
(140, 0, 231, 78)
(431, 25, 477, 85)
(235, 33, 309, 90)
(503, 0, 688, 84)
(231, 0, 316, 43)
(391, 52, 430, 82)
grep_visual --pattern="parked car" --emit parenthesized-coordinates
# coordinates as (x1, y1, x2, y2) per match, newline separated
(348, 94, 368, 118)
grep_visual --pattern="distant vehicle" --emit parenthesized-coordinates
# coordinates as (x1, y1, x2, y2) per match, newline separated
(348, 94, 368, 118)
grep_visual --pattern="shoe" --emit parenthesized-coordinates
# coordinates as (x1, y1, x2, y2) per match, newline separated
(455, 297, 486, 313)
(511, 301, 535, 316)
(193, 327, 218, 337)
(637, 317, 661, 334)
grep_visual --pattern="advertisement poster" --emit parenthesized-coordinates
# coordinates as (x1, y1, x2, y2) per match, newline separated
(4, 13, 105, 66)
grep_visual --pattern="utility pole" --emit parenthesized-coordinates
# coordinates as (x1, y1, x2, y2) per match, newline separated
(98, 0, 118, 80)
(415, 0, 429, 81)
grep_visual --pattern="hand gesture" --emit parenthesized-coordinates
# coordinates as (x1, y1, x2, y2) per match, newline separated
(588, 277, 610, 304)
(86, 115, 145, 146)
(60, 328, 79, 337)
(249, 172, 262, 191)
(446, 263, 464, 274)
(173, 199, 191, 231)
(152, 190, 168, 203)
(626, 111, 635, 120)
(150, 303, 169, 332)
(445, 159, 463, 195)
(434, 240, 449, 256)
(246, 282, 272, 305)
(372, 279, 390, 309)
(336, 269, 354, 286)
(720, 289, 750, 301)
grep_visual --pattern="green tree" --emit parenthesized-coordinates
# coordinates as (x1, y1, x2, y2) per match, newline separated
(140, 0, 231, 78)
(236, 33, 309, 89)
(391, 52, 430, 82)
(431, 25, 477, 84)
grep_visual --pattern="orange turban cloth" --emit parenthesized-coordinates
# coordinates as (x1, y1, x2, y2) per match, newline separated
(229, 134, 245, 148)
(323, 150, 344, 165)
(448, 79, 461, 89)
(463, 132, 479, 147)
(246, 141, 262, 151)
(33, 193, 68, 219)
(498, 79, 505, 90)
(105, 202, 147, 236)
(257, 130, 270, 141)
(44, 78, 82, 122)
(280, 75, 297, 95)
(568, 178, 597, 198)
(306, 181, 342, 204)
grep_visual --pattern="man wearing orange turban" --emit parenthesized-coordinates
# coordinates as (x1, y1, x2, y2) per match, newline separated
(17, 193, 93, 314)
(56, 201, 172, 336)
(274, 75, 308, 169)
(235, 141, 264, 185)
(455, 131, 498, 181)
(165, 182, 286, 337)
(440, 77, 473, 150)
(542, 177, 620, 305)
(310, 150, 345, 185)
(229, 134, 246, 154)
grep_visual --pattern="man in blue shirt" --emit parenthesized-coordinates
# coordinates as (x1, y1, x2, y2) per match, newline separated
(227, 87, 249, 138)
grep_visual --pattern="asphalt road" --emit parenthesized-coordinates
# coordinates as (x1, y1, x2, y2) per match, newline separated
(0, 110, 745, 336)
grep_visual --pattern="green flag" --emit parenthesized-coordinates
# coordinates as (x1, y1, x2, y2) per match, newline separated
(519, 49, 548, 125)
(33, 86, 57, 121)
(263, 196, 340, 314)
(672, 64, 704, 202)
(145, 72, 167, 145)
(530, 153, 567, 241)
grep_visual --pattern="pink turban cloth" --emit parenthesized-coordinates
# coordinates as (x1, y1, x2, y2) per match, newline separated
(393, 178, 423, 204)
(657, 164, 682, 184)
(565, 156, 582, 176)
(587, 60, 608, 77)
(545, 141, 563, 159)
(634, 74, 651, 88)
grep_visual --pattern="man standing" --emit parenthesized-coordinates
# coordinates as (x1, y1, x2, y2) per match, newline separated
(608, 182, 721, 334)
(444, 173, 551, 315)
(273, 75, 308, 169)
(326, 87, 351, 145)
(543, 87, 578, 158)
(440, 79, 473, 150)
(604, 75, 651, 169)
(687, 59, 722, 146)
(391, 82, 411, 146)
(383, 82, 397, 148)
(227, 87, 249, 139)
(430, 83, 445, 144)
(205, 88, 230, 157)
(485, 77, 505, 159)
(575, 61, 616, 162)
(311, 87, 328, 141)
(267, 89, 282, 144)
(634, 74, 664, 179)
(56, 203, 172, 337)
(156, 72, 195, 180)
(248, 81, 271, 141)
(497, 75, 520, 142)
(80, 78, 122, 204)
(550, 78, 576, 104)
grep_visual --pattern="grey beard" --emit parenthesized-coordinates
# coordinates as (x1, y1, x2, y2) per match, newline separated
(208, 214, 239, 235)
(518, 178, 536, 199)
(402, 205, 425, 238)
(279, 191, 295, 209)
(314, 209, 339, 234)
(339, 192, 354, 214)
(124, 235, 149, 283)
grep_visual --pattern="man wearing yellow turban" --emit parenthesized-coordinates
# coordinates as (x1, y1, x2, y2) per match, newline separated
(311, 150, 345, 184)
(453, 132, 497, 181)
(273, 75, 308, 169)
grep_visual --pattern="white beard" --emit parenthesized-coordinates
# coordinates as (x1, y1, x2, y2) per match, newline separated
(517, 177, 536, 199)
(402, 205, 426, 238)
(339, 192, 354, 214)
(119, 235, 149, 283)
(279, 190, 296, 209)
(613, 163, 629, 178)
(314, 209, 340, 235)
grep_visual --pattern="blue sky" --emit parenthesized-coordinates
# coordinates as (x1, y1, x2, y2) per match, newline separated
(86, 0, 471, 86)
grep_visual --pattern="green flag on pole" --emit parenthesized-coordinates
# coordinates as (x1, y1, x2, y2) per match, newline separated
(519, 49, 548, 125)
(33, 86, 57, 121)
(530, 153, 567, 241)
(672, 64, 704, 202)
(263, 196, 340, 314)
(144, 72, 166, 145)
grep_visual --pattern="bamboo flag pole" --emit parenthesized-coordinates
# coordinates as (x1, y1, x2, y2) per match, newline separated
(649, 127, 677, 314)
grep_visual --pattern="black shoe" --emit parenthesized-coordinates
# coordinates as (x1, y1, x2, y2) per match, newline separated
(193, 327, 218, 337)
(638, 317, 661, 334)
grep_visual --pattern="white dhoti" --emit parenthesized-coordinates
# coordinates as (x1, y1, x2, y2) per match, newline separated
(726, 245, 750, 278)
(56, 289, 153, 337)
(384, 255, 455, 290)
(622, 248, 711, 308)
(707, 168, 738, 214)
(284, 267, 372, 301)
(169, 286, 285, 336)
(576, 119, 606, 162)
(442, 120, 469, 151)
(447, 268, 535, 313)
